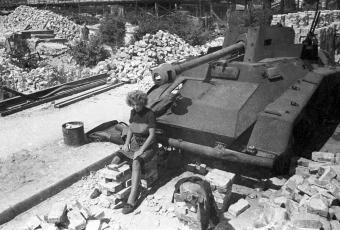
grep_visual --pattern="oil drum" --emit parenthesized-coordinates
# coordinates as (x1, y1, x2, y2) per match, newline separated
(62, 121, 85, 146)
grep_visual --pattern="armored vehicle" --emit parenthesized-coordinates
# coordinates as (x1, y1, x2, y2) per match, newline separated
(147, 17, 340, 173)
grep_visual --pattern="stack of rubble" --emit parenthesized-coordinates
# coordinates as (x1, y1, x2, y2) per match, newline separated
(24, 201, 107, 230)
(104, 30, 206, 85)
(0, 6, 80, 40)
(174, 165, 236, 229)
(97, 162, 132, 208)
(205, 169, 235, 212)
(247, 151, 340, 229)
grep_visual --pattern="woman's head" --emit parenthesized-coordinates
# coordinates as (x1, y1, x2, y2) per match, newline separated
(126, 90, 148, 112)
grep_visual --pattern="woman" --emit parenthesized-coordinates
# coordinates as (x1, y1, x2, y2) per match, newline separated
(112, 90, 156, 214)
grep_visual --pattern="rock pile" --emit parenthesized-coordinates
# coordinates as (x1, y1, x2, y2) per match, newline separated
(0, 6, 80, 40)
(272, 10, 340, 60)
(102, 30, 223, 92)
(243, 151, 340, 229)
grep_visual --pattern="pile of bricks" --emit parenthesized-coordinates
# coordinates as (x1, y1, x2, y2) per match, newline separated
(205, 169, 235, 212)
(24, 201, 106, 230)
(248, 151, 340, 229)
(97, 161, 132, 208)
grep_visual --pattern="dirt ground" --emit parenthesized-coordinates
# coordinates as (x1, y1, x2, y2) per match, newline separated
(0, 83, 138, 209)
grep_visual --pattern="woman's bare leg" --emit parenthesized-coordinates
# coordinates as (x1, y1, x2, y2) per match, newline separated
(127, 159, 141, 205)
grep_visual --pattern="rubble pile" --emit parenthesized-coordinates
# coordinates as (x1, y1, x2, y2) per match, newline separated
(0, 56, 91, 93)
(104, 30, 207, 84)
(0, 6, 80, 40)
(244, 151, 340, 229)
(272, 10, 340, 60)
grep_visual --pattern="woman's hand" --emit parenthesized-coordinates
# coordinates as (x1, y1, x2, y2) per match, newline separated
(122, 144, 129, 152)
(133, 149, 143, 159)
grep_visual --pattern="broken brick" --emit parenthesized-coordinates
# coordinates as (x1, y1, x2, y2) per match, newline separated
(67, 210, 86, 230)
(205, 169, 235, 192)
(228, 199, 250, 217)
(47, 202, 67, 224)
(273, 196, 287, 207)
(24, 215, 41, 230)
(85, 220, 101, 230)
(298, 183, 317, 197)
(312, 151, 335, 163)
(298, 157, 314, 167)
(307, 194, 329, 218)
(295, 165, 310, 176)
(72, 200, 91, 220)
(100, 168, 123, 180)
(292, 219, 322, 229)
(117, 164, 130, 174)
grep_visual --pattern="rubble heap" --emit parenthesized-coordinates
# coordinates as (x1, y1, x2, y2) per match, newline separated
(0, 5, 80, 40)
(245, 151, 340, 229)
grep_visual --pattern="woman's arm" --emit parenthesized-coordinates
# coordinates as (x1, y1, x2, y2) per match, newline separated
(133, 127, 155, 158)
(122, 127, 132, 151)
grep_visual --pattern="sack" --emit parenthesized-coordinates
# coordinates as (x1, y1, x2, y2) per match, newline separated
(86, 120, 128, 145)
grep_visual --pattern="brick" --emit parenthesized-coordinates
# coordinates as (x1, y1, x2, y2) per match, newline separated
(99, 181, 124, 193)
(298, 157, 314, 167)
(228, 199, 250, 217)
(25, 215, 41, 230)
(330, 220, 340, 230)
(269, 177, 287, 187)
(89, 206, 105, 219)
(307, 194, 329, 218)
(116, 186, 131, 200)
(297, 183, 317, 196)
(85, 220, 101, 230)
(205, 169, 235, 192)
(100, 168, 123, 180)
(72, 200, 91, 220)
(212, 190, 230, 211)
(47, 202, 67, 224)
(295, 166, 310, 176)
(101, 189, 112, 196)
(312, 151, 335, 163)
(309, 162, 328, 174)
(292, 219, 322, 229)
(185, 163, 196, 173)
(67, 210, 86, 230)
(117, 164, 130, 174)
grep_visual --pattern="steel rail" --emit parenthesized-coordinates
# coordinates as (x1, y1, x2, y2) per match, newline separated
(54, 82, 125, 108)
(1, 79, 107, 116)
(0, 73, 108, 110)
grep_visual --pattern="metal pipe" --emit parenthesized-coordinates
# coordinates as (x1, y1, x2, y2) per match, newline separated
(164, 137, 274, 168)
(173, 42, 245, 75)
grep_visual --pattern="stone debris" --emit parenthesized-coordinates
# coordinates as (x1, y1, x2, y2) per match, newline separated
(0, 6, 80, 40)
(47, 202, 67, 224)
(227, 199, 250, 217)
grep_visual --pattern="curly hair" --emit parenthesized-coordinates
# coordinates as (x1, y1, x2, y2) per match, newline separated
(126, 90, 148, 107)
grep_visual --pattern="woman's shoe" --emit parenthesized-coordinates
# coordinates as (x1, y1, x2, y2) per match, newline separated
(122, 203, 135, 214)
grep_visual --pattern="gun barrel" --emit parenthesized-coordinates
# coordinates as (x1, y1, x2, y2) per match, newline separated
(173, 42, 245, 74)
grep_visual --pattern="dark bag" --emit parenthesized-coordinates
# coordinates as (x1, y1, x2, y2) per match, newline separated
(86, 120, 128, 145)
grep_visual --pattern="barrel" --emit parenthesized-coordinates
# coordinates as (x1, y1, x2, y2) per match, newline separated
(62, 121, 85, 146)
